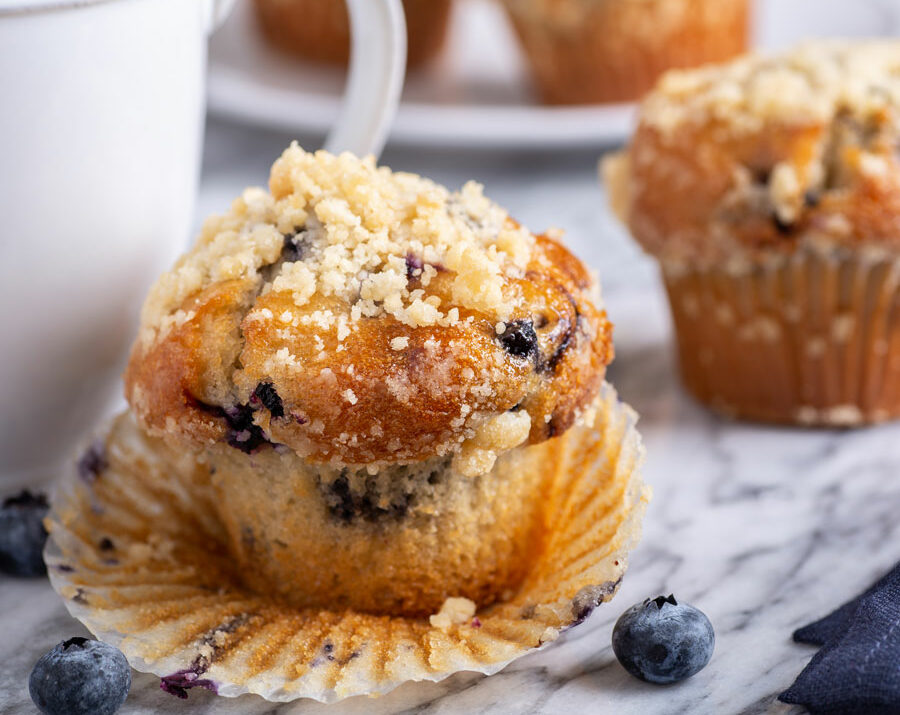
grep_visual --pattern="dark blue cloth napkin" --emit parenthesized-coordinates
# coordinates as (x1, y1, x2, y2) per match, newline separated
(778, 563, 900, 715)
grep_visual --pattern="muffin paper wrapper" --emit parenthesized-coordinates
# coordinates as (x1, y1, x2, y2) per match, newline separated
(502, 0, 748, 104)
(45, 382, 648, 704)
(663, 247, 900, 425)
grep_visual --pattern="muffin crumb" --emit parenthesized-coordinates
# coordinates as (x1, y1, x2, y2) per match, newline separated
(430, 597, 477, 630)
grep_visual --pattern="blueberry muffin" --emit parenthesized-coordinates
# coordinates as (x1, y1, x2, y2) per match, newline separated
(125, 146, 613, 615)
(606, 41, 900, 425)
(500, 0, 749, 104)
(253, 0, 452, 70)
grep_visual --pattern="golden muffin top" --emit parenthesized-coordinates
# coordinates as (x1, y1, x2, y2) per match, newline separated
(126, 145, 612, 474)
(606, 41, 900, 266)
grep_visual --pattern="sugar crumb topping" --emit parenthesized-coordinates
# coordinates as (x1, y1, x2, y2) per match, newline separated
(139, 145, 535, 346)
(429, 597, 477, 630)
(642, 41, 900, 138)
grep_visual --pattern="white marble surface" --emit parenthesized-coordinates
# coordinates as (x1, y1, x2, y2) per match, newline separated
(3, 120, 900, 714)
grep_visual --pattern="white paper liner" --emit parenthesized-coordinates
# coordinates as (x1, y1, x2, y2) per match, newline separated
(663, 247, 900, 425)
(45, 382, 649, 704)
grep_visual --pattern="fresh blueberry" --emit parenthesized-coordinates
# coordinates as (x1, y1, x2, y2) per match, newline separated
(612, 595, 715, 685)
(0, 490, 49, 577)
(29, 637, 131, 715)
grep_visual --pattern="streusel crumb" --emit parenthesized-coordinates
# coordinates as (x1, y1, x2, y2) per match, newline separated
(126, 146, 612, 468)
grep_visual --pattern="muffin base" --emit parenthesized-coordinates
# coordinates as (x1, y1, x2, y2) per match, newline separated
(502, 0, 749, 104)
(209, 446, 547, 617)
(663, 247, 900, 425)
(45, 383, 648, 703)
(253, 0, 452, 69)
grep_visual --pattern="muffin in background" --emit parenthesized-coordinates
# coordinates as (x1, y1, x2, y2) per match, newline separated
(253, 0, 452, 69)
(501, 0, 749, 105)
(605, 41, 900, 426)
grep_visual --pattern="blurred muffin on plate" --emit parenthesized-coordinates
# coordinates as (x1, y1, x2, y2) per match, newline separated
(253, 0, 452, 69)
(606, 41, 900, 425)
(501, 0, 749, 104)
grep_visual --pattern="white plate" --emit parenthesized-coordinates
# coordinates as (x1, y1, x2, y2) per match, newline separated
(208, 0, 900, 149)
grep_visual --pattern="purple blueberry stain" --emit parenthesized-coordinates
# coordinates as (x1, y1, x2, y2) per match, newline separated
(251, 382, 284, 418)
(190, 395, 275, 455)
(281, 231, 307, 263)
(568, 580, 621, 628)
(405, 253, 446, 280)
(405, 253, 423, 279)
(77, 441, 108, 483)
(160, 615, 250, 699)
(160, 667, 218, 700)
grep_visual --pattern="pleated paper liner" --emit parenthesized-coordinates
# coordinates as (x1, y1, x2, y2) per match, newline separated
(501, 0, 749, 104)
(45, 382, 649, 704)
(663, 245, 900, 425)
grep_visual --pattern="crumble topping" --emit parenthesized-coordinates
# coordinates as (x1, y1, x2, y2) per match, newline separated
(139, 145, 534, 347)
(641, 42, 900, 138)
(429, 597, 477, 630)
(606, 41, 900, 264)
(127, 144, 610, 471)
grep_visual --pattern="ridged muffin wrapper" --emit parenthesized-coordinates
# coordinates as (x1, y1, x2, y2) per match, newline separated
(663, 245, 900, 425)
(501, 0, 749, 104)
(45, 382, 648, 704)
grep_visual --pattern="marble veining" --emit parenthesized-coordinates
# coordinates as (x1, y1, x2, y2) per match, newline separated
(2, 121, 899, 714)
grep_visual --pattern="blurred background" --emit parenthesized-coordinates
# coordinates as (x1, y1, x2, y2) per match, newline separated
(198, 0, 900, 340)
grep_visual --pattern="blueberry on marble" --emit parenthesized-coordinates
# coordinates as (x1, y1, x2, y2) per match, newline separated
(498, 319, 538, 361)
(0, 490, 49, 577)
(29, 637, 131, 715)
(612, 595, 714, 685)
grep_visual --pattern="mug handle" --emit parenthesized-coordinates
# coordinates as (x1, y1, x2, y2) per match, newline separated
(206, 0, 239, 34)
(324, 0, 407, 158)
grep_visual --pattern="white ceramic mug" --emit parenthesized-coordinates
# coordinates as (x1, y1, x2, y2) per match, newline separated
(0, 0, 406, 489)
